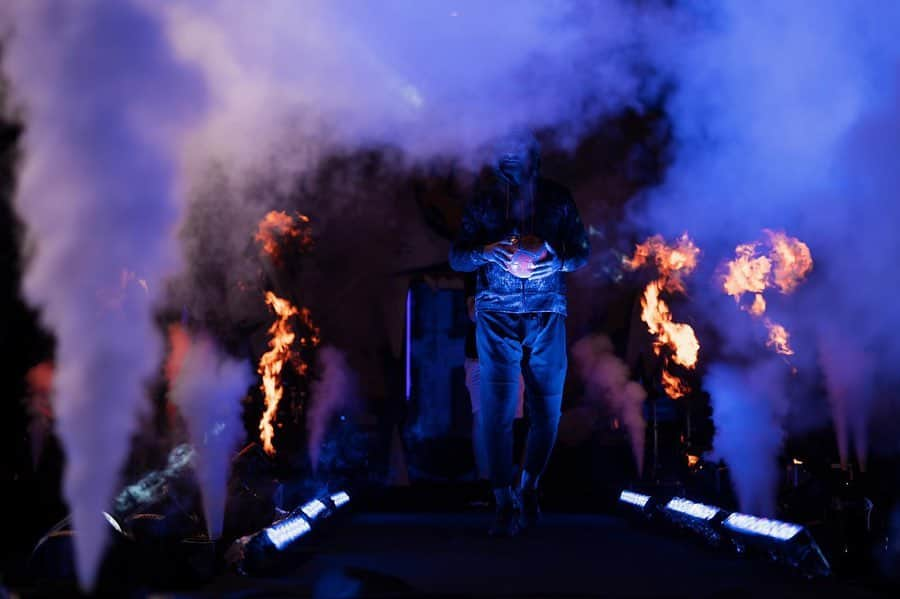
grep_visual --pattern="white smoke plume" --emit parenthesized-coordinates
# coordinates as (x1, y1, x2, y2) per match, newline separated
(307, 346, 357, 474)
(705, 362, 788, 517)
(151, 1, 644, 179)
(0, 1, 203, 589)
(170, 333, 252, 539)
(571, 334, 646, 475)
(818, 326, 873, 471)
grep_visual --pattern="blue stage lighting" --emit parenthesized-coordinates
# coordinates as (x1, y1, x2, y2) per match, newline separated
(300, 499, 328, 520)
(722, 512, 830, 576)
(265, 515, 312, 550)
(723, 513, 802, 541)
(665, 497, 722, 521)
(660, 496, 728, 546)
(619, 490, 651, 508)
(330, 491, 350, 508)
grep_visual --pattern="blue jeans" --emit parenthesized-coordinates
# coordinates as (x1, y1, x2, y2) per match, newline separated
(476, 310, 566, 490)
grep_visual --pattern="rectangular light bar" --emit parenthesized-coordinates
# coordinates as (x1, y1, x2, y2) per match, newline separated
(405, 289, 412, 401)
(665, 497, 721, 521)
(330, 491, 350, 507)
(723, 513, 802, 541)
(265, 515, 312, 550)
(300, 499, 328, 520)
(619, 490, 651, 508)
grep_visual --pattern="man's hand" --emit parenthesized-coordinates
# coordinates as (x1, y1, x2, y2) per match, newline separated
(528, 242, 563, 280)
(481, 240, 516, 271)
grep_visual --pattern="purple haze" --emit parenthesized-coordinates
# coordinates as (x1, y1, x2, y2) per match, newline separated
(170, 334, 252, 539)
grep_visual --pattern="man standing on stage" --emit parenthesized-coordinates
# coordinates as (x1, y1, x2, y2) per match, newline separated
(449, 132, 590, 536)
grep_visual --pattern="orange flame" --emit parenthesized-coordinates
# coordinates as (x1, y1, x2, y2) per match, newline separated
(722, 242, 770, 300)
(764, 320, 793, 356)
(624, 233, 699, 294)
(164, 323, 192, 386)
(767, 230, 813, 294)
(26, 361, 54, 420)
(626, 234, 700, 399)
(661, 368, 691, 400)
(255, 210, 313, 265)
(258, 292, 306, 455)
(641, 282, 700, 368)
(750, 294, 767, 317)
(722, 230, 812, 356)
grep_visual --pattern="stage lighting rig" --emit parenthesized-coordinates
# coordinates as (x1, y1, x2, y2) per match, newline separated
(227, 489, 352, 575)
(723, 512, 831, 577)
(662, 497, 728, 545)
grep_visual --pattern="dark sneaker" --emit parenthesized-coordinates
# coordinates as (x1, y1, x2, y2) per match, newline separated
(518, 488, 541, 530)
(489, 501, 520, 537)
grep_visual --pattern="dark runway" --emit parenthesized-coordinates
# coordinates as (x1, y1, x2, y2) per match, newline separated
(202, 511, 885, 599)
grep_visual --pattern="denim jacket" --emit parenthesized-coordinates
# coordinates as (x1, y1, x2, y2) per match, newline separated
(449, 172, 590, 315)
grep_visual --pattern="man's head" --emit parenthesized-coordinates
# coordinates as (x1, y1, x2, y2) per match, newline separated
(494, 130, 540, 185)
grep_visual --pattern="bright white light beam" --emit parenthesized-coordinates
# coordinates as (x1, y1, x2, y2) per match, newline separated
(265, 515, 312, 550)
(330, 491, 350, 508)
(665, 497, 721, 521)
(300, 499, 328, 520)
(724, 513, 802, 541)
(619, 490, 651, 508)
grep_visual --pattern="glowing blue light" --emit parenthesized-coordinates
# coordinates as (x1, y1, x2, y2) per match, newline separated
(619, 490, 651, 508)
(665, 497, 721, 521)
(330, 491, 350, 507)
(405, 289, 412, 401)
(724, 513, 802, 541)
(300, 499, 327, 520)
(265, 515, 311, 550)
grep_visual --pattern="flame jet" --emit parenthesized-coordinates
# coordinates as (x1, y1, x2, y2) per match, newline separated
(257, 291, 320, 455)
(255, 210, 313, 266)
(253, 209, 320, 456)
(624, 234, 700, 399)
(722, 230, 813, 356)
(258, 292, 299, 456)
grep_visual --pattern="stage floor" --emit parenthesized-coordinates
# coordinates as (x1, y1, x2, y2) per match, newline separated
(204, 511, 886, 598)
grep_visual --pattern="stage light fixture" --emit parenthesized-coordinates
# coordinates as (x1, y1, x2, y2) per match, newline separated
(330, 491, 350, 508)
(300, 499, 328, 520)
(665, 497, 722, 521)
(227, 489, 354, 574)
(615, 489, 831, 577)
(723, 513, 801, 541)
(660, 496, 728, 546)
(722, 512, 830, 577)
(265, 514, 312, 551)
(619, 490, 651, 509)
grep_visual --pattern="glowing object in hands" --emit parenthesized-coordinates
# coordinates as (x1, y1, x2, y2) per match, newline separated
(507, 235, 548, 279)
